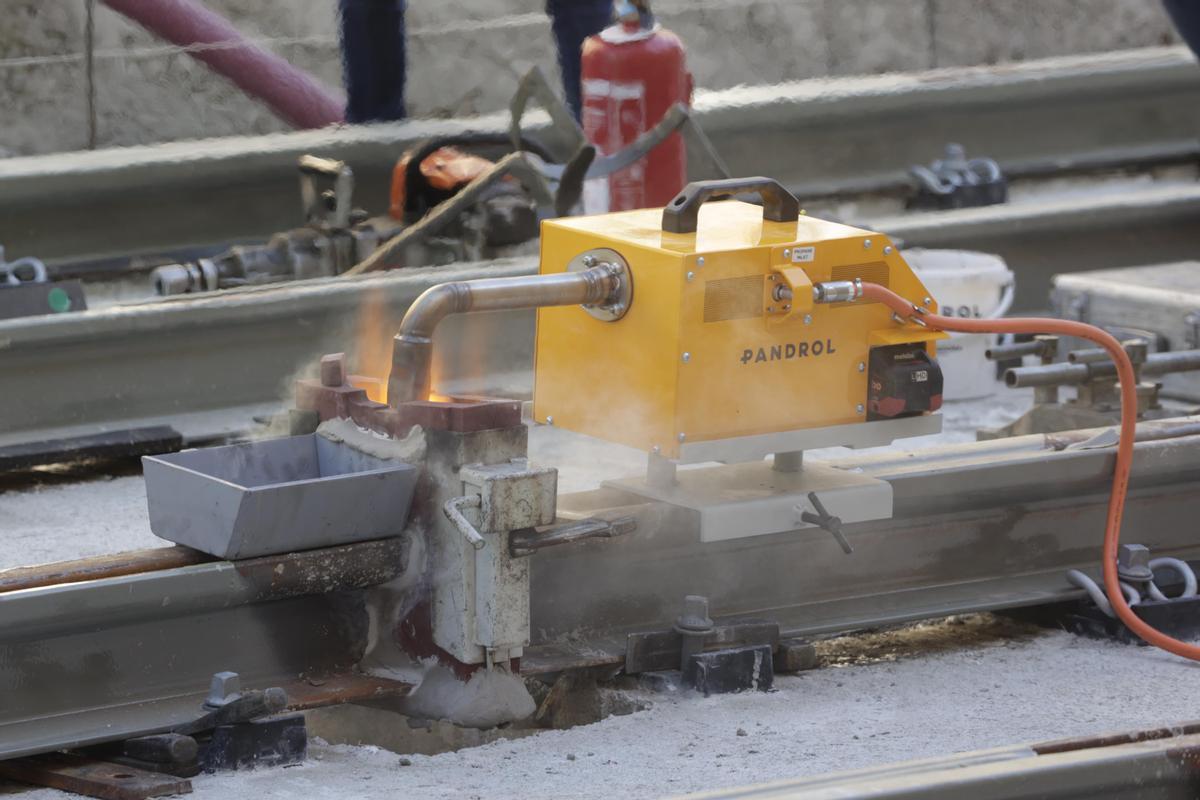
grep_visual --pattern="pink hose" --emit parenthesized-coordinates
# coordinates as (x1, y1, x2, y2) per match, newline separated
(102, 0, 344, 129)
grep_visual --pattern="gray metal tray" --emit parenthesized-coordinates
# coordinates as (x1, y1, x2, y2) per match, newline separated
(143, 434, 417, 559)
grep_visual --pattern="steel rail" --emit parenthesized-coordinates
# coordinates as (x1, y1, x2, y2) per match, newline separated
(522, 419, 1200, 673)
(0, 257, 538, 461)
(6, 420, 1200, 761)
(0, 538, 410, 760)
(4, 174, 1200, 469)
(685, 723, 1200, 799)
(0, 47, 1195, 269)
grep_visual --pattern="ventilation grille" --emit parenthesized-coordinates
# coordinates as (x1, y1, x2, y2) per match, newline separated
(703, 276, 763, 322)
(831, 261, 890, 288)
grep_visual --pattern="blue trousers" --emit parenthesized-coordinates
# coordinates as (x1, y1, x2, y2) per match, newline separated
(1164, 0, 1200, 60)
(339, 0, 408, 123)
(338, 0, 612, 123)
(546, 0, 614, 120)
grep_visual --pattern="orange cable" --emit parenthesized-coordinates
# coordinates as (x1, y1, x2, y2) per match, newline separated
(859, 281, 1200, 661)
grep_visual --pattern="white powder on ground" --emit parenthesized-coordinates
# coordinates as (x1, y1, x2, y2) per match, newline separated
(10, 623, 1193, 800)
(0, 475, 161, 569)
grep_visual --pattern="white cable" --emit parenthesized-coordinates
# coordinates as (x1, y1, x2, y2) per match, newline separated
(1146, 557, 1198, 601)
(1066, 569, 1141, 618)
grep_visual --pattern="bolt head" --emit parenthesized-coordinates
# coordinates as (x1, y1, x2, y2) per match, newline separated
(582, 254, 596, 267)
(678, 433, 686, 442)
(651, 445, 661, 455)
(804, 314, 813, 325)
(858, 361, 865, 372)
(545, 416, 554, 425)
(856, 403, 865, 414)
(863, 239, 872, 249)
(696, 257, 705, 267)
(205, 671, 242, 708)
(676, 595, 714, 632)
(681, 352, 691, 363)
(686, 271, 695, 282)
(883, 245, 893, 255)
(923, 296, 932, 306)
(783, 249, 791, 259)
(1117, 543, 1153, 581)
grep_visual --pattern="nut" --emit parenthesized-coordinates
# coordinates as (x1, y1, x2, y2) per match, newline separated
(1117, 543, 1153, 582)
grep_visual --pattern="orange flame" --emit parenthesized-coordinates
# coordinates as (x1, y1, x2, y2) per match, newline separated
(350, 285, 505, 405)
(350, 286, 394, 404)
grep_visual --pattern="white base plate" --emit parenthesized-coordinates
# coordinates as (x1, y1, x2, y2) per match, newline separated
(605, 461, 892, 543)
(675, 414, 942, 465)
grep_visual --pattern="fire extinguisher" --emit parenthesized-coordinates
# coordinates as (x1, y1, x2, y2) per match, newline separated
(580, 1, 692, 212)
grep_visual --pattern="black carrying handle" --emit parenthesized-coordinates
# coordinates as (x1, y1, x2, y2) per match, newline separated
(661, 177, 800, 234)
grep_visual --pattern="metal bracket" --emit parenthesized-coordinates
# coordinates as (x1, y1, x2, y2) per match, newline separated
(568, 249, 633, 321)
(297, 155, 354, 229)
(509, 515, 636, 557)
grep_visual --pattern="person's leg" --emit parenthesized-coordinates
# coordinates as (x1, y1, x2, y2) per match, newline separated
(546, 0, 613, 120)
(1164, 0, 1200, 60)
(339, 0, 407, 123)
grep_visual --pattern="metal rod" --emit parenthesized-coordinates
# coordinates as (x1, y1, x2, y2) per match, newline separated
(1005, 349, 1200, 388)
(443, 494, 486, 551)
(388, 263, 625, 404)
(1067, 347, 1112, 364)
(85, 0, 97, 150)
(986, 340, 1045, 360)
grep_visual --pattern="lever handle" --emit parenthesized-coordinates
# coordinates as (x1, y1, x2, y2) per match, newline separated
(798, 492, 853, 554)
(661, 177, 800, 234)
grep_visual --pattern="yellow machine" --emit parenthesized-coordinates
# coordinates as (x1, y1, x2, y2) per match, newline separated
(385, 178, 946, 542)
(533, 178, 945, 462)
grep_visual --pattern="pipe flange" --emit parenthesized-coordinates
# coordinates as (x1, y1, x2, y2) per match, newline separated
(568, 248, 633, 322)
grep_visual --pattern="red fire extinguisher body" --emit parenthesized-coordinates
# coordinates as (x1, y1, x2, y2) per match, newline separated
(581, 22, 692, 212)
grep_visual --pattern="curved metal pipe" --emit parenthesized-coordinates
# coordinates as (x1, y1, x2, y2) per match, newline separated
(387, 263, 625, 404)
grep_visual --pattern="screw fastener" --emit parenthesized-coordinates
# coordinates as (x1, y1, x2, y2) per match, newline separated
(783, 249, 791, 259)
(858, 361, 865, 372)
(863, 239, 873, 249)
(681, 352, 691, 363)
(804, 314, 813, 325)
(686, 271, 695, 282)
(923, 296, 932, 306)
(697, 257, 706, 267)
(582, 255, 596, 267)
(856, 404, 865, 414)
(545, 416, 554, 425)
(883, 245, 893, 255)
(678, 433, 687, 442)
